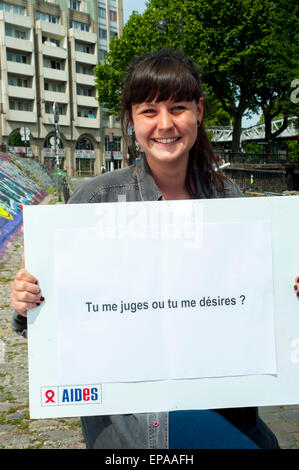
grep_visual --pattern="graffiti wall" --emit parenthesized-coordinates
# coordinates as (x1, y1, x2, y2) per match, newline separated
(0, 153, 54, 256)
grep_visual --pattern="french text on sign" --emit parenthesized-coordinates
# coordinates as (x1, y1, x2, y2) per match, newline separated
(41, 384, 102, 407)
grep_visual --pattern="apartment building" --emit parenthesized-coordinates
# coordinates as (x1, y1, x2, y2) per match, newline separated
(0, 0, 124, 176)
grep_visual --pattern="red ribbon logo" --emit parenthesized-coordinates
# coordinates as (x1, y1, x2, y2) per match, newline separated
(45, 389, 55, 403)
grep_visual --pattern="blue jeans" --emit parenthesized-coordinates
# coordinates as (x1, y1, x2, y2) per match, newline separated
(169, 410, 260, 449)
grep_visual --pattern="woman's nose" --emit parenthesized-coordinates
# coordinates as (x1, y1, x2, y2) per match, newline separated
(157, 109, 174, 130)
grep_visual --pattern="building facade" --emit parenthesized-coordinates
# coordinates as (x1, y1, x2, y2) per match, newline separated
(0, 0, 124, 175)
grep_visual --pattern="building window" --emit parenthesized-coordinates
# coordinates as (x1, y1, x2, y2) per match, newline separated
(45, 102, 66, 115)
(99, 28, 107, 39)
(75, 42, 93, 54)
(75, 63, 94, 75)
(105, 135, 121, 151)
(98, 7, 106, 18)
(42, 35, 61, 47)
(69, 20, 90, 32)
(5, 26, 28, 39)
(8, 75, 29, 87)
(43, 58, 63, 70)
(70, 0, 80, 10)
(110, 30, 117, 39)
(0, 2, 25, 15)
(99, 49, 106, 62)
(36, 12, 60, 24)
(44, 81, 64, 93)
(109, 10, 117, 22)
(77, 85, 93, 96)
(9, 99, 32, 111)
(6, 51, 29, 64)
(102, 111, 110, 125)
(76, 136, 94, 150)
(77, 107, 97, 118)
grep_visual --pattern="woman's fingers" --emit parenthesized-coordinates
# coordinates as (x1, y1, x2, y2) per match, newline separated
(10, 300, 42, 317)
(15, 268, 37, 284)
(10, 268, 44, 317)
(294, 276, 299, 298)
(12, 278, 39, 295)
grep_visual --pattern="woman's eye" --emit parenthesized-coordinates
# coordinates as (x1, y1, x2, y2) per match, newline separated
(172, 106, 186, 112)
(142, 109, 156, 114)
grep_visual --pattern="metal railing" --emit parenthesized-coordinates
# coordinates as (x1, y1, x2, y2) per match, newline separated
(216, 151, 298, 165)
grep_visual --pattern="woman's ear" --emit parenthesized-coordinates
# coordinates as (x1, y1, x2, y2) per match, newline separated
(197, 97, 204, 122)
(128, 111, 134, 130)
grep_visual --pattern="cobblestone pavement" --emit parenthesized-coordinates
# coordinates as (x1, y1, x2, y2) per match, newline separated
(0, 230, 86, 449)
(1, 203, 299, 449)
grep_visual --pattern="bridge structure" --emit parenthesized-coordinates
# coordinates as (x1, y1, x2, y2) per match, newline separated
(206, 116, 298, 144)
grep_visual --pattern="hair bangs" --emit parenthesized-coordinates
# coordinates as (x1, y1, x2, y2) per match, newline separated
(128, 57, 201, 105)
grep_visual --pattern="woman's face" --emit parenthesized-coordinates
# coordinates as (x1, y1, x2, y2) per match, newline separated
(130, 97, 203, 168)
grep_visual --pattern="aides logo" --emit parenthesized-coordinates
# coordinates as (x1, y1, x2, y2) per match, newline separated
(41, 384, 102, 407)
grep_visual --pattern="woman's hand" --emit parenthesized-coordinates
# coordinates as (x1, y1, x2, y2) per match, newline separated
(10, 268, 44, 317)
(294, 276, 299, 299)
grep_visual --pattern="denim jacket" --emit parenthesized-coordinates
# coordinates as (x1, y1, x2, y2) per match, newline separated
(12, 157, 279, 449)
(67, 157, 243, 204)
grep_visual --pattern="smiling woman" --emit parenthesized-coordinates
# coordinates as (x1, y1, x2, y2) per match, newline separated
(130, 99, 202, 195)
(121, 49, 223, 200)
(10, 48, 281, 450)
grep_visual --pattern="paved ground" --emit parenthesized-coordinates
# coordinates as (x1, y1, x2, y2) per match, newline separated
(1, 195, 299, 449)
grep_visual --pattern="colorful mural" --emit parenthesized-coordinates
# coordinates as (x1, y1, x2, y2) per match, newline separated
(0, 153, 54, 256)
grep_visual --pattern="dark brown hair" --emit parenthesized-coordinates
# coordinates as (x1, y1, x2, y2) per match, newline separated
(120, 49, 224, 197)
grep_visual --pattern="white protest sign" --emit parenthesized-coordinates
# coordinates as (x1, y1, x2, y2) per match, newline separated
(23, 196, 299, 419)
(55, 220, 275, 384)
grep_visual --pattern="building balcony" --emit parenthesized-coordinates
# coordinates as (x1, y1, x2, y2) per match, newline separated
(5, 36, 33, 52)
(7, 110, 36, 123)
(42, 43, 67, 59)
(74, 50, 97, 65)
(76, 95, 98, 107)
(7, 61, 34, 76)
(43, 113, 70, 127)
(75, 73, 95, 86)
(44, 90, 69, 104)
(71, 28, 97, 44)
(37, 20, 66, 38)
(76, 116, 100, 128)
(8, 85, 35, 100)
(43, 67, 68, 82)
(0, 11, 33, 29)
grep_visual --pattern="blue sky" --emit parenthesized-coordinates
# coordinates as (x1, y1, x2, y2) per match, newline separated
(123, 0, 147, 24)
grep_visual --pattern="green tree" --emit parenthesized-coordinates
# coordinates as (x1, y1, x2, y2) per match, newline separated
(94, 9, 168, 115)
(95, 0, 297, 154)
(252, 0, 299, 153)
(94, 5, 234, 127)
(178, 0, 279, 153)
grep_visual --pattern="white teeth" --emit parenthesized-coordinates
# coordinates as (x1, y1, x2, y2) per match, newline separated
(154, 138, 179, 143)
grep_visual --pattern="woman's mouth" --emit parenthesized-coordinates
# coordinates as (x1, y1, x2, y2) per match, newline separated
(152, 137, 181, 144)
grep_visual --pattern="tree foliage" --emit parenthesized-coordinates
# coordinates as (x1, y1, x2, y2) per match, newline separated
(94, 0, 298, 152)
(252, 0, 299, 149)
